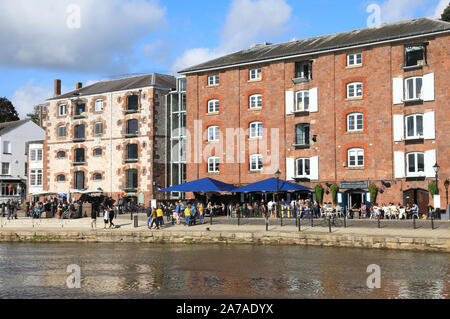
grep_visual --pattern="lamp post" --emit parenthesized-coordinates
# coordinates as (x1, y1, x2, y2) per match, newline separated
(275, 170, 281, 224)
(444, 179, 449, 207)
(433, 163, 440, 195)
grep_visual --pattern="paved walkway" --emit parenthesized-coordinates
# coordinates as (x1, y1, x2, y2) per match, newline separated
(1, 215, 448, 239)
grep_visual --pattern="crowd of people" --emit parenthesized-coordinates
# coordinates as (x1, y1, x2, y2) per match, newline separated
(0, 200, 19, 220)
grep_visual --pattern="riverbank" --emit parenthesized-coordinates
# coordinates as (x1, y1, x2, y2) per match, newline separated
(0, 216, 448, 252)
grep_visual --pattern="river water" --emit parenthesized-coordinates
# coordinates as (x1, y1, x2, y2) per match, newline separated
(0, 243, 448, 299)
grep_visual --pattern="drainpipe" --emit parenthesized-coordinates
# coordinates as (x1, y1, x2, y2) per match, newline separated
(110, 92, 113, 196)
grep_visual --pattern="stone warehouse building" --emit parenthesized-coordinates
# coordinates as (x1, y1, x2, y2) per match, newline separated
(179, 18, 450, 212)
(43, 74, 176, 203)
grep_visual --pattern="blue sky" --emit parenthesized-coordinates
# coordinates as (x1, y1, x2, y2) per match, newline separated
(0, 0, 447, 118)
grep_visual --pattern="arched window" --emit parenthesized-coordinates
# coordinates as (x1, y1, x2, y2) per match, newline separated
(405, 77, 423, 101)
(249, 154, 263, 171)
(296, 158, 311, 178)
(348, 148, 364, 168)
(249, 122, 263, 138)
(347, 82, 363, 98)
(74, 171, 85, 190)
(407, 152, 425, 177)
(74, 148, 85, 164)
(57, 175, 66, 182)
(126, 144, 138, 161)
(405, 114, 424, 139)
(249, 94, 262, 109)
(207, 99, 220, 113)
(74, 124, 85, 140)
(207, 126, 220, 142)
(93, 173, 103, 181)
(93, 148, 102, 157)
(347, 113, 364, 132)
(57, 151, 66, 159)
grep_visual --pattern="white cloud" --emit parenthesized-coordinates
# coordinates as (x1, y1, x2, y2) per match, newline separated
(433, 0, 449, 17)
(11, 80, 52, 119)
(171, 0, 292, 74)
(0, 0, 166, 73)
(144, 39, 173, 65)
(378, 0, 426, 23)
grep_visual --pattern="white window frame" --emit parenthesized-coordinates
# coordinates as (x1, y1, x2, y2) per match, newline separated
(3, 141, 11, 154)
(94, 99, 104, 112)
(1, 163, 10, 176)
(347, 113, 364, 132)
(249, 94, 262, 109)
(296, 158, 311, 178)
(406, 152, 425, 177)
(347, 53, 362, 66)
(348, 148, 364, 168)
(58, 104, 67, 116)
(405, 114, 424, 139)
(94, 122, 103, 135)
(30, 149, 37, 161)
(30, 170, 37, 186)
(207, 99, 220, 114)
(295, 90, 310, 112)
(347, 82, 363, 98)
(249, 154, 263, 171)
(249, 68, 262, 81)
(37, 149, 43, 161)
(249, 122, 263, 139)
(207, 157, 220, 173)
(404, 76, 423, 101)
(208, 75, 219, 86)
(207, 126, 220, 142)
(57, 125, 66, 138)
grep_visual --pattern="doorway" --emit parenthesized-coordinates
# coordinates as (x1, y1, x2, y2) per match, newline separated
(404, 189, 429, 214)
(347, 191, 365, 209)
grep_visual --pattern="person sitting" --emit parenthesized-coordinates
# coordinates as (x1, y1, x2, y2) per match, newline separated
(411, 203, 419, 219)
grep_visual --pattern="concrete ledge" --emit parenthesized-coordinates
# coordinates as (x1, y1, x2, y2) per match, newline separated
(0, 230, 448, 253)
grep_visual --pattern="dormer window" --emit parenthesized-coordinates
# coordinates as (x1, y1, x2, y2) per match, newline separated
(405, 45, 427, 67)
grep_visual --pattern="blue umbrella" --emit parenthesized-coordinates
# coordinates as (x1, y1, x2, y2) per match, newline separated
(159, 178, 236, 193)
(231, 178, 311, 193)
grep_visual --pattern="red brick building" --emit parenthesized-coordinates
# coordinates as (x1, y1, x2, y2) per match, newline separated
(179, 18, 450, 212)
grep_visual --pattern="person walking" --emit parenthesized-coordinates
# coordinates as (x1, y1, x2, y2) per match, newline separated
(90, 204, 97, 230)
(103, 202, 109, 229)
(6, 200, 12, 220)
(199, 203, 204, 224)
(146, 203, 152, 228)
(184, 204, 191, 227)
(156, 206, 164, 230)
(109, 204, 115, 228)
(149, 206, 158, 229)
(174, 201, 181, 225)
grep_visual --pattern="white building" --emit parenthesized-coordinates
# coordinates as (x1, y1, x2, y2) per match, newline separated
(0, 120, 45, 203)
(27, 141, 44, 197)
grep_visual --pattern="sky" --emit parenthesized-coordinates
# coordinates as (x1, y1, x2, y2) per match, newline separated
(0, 0, 448, 119)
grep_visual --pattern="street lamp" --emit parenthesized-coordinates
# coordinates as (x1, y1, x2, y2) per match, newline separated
(433, 163, 440, 195)
(275, 170, 281, 221)
(444, 179, 449, 207)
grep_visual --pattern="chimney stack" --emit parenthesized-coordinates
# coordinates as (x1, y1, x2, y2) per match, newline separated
(54, 79, 61, 97)
(76, 82, 83, 90)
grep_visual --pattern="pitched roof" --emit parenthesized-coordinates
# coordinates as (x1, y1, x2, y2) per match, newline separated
(47, 73, 176, 101)
(179, 18, 450, 74)
(0, 119, 30, 136)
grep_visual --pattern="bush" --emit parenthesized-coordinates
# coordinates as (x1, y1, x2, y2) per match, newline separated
(428, 182, 437, 197)
(369, 184, 378, 204)
(330, 184, 339, 204)
(315, 184, 324, 204)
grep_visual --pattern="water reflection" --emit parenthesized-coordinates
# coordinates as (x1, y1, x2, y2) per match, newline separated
(0, 243, 448, 299)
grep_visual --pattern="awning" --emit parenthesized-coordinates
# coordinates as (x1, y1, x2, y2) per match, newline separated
(159, 178, 236, 193)
(29, 191, 57, 196)
(231, 178, 312, 193)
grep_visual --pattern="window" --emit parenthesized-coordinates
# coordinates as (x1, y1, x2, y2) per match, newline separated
(405, 45, 426, 67)
(347, 53, 362, 66)
(95, 99, 103, 112)
(126, 119, 138, 136)
(348, 148, 364, 167)
(295, 91, 310, 112)
(181, 93, 186, 111)
(126, 144, 138, 161)
(296, 158, 311, 178)
(57, 151, 66, 159)
(74, 171, 85, 190)
(295, 61, 313, 80)
(207, 100, 220, 113)
(3, 141, 11, 154)
(249, 68, 262, 81)
(208, 75, 219, 86)
(37, 149, 42, 161)
(249, 94, 262, 109)
(94, 122, 103, 135)
(250, 154, 263, 171)
(405, 114, 424, 139)
(57, 175, 66, 182)
(295, 124, 310, 146)
(347, 113, 364, 132)
(208, 157, 220, 173)
(74, 124, 85, 140)
(30, 150, 36, 161)
(58, 104, 67, 116)
(407, 152, 425, 177)
(208, 126, 220, 142)
(127, 95, 139, 111)
(41, 105, 47, 114)
(178, 78, 186, 92)
(347, 82, 363, 98)
(93, 148, 102, 157)
(126, 169, 138, 190)
(30, 170, 43, 186)
(405, 77, 423, 101)
(249, 122, 263, 139)
(1, 184, 17, 196)
(93, 173, 102, 181)
(58, 125, 66, 138)
(75, 102, 85, 116)
(1, 163, 10, 175)
(74, 148, 85, 164)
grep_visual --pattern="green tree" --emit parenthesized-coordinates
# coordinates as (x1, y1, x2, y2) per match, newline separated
(27, 104, 44, 126)
(0, 97, 20, 123)
(441, 3, 450, 22)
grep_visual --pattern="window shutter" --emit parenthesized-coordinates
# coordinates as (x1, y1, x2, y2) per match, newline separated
(422, 73, 435, 101)
(424, 150, 437, 178)
(286, 158, 295, 181)
(309, 88, 318, 113)
(394, 152, 405, 179)
(393, 115, 404, 142)
(309, 156, 319, 181)
(285, 91, 294, 115)
(393, 78, 403, 104)
(423, 112, 435, 140)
